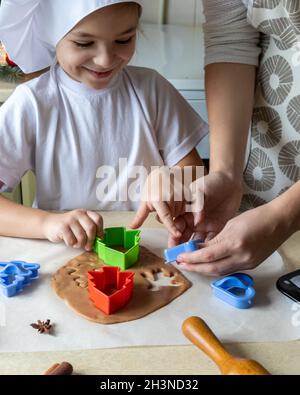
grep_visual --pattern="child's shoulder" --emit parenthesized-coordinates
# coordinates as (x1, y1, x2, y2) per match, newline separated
(124, 65, 178, 100)
(125, 65, 159, 77)
(14, 68, 55, 101)
(125, 65, 170, 87)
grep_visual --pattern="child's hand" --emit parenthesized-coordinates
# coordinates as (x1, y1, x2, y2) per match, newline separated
(130, 167, 186, 238)
(42, 209, 103, 251)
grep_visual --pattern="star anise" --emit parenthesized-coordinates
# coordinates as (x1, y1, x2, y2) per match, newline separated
(30, 319, 52, 334)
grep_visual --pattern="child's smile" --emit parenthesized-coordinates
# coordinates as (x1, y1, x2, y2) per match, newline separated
(82, 67, 114, 81)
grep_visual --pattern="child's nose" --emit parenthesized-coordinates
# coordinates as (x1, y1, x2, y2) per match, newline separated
(93, 47, 115, 69)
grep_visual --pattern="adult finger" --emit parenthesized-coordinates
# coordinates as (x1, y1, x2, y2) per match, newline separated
(205, 231, 217, 242)
(178, 257, 239, 277)
(176, 241, 229, 264)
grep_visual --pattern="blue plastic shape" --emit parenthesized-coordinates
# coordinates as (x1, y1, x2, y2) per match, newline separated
(164, 239, 203, 263)
(211, 273, 255, 309)
(0, 260, 40, 297)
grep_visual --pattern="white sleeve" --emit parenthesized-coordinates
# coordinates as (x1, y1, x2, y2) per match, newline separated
(203, 0, 261, 66)
(153, 73, 208, 167)
(0, 85, 36, 192)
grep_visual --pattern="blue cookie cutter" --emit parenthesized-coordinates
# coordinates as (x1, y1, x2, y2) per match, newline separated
(0, 260, 40, 297)
(164, 239, 203, 263)
(211, 273, 255, 309)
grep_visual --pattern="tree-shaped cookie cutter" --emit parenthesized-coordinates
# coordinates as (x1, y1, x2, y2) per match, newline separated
(93, 227, 141, 270)
(0, 260, 40, 297)
(88, 266, 134, 315)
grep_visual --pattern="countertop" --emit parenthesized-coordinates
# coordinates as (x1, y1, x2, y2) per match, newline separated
(0, 212, 299, 375)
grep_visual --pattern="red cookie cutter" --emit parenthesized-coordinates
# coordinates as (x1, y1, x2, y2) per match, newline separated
(88, 266, 134, 315)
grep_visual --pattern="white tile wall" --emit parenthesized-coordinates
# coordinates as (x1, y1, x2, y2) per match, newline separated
(139, 0, 204, 26)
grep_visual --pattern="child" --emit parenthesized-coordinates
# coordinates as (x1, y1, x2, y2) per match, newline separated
(0, 0, 207, 252)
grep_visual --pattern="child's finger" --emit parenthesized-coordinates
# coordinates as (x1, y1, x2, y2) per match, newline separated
(61, 226, 77, 248)
(154, 202, 181, 238)
(69, 222, 87, 248)
(129, 202, 150, 229)
(87, 211, 103, 238)
(193, 210, 204, 227)
(167, 216, 187, 247)
(173, 200, 185, 219)
(78, 214, 98, 251)
(155, 214, 163, 224)
(168, 227, 194, 248)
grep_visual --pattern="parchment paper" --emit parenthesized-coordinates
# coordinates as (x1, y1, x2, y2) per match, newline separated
(0, 229, 299, 352)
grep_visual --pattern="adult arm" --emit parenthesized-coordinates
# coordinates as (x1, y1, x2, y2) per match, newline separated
(193, 0, 261, 231)
(204, 0, 260, 181)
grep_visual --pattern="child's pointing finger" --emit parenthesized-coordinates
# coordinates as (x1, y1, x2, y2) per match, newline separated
(129, 202, 150, 230)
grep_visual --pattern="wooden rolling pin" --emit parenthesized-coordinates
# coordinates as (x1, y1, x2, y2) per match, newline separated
(44, 361, 73, 375)
(182, 316, 271, 375)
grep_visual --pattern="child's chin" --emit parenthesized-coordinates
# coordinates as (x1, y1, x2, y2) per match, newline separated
(84, 79, 110, 90)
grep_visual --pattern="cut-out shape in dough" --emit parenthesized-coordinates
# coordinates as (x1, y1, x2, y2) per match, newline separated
(141, 270, 182, 292)
(52, 246, 191, 324)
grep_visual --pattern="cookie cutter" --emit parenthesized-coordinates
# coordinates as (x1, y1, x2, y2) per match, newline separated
(164, 239, 203, 263)
(93, 227, 140, 270)
(88, 266, 134, 315)
(0, 260, 40, 297)
(211, 273, 255, 309)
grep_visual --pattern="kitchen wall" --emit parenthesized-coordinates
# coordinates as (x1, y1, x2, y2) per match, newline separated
(0, 0, 204, 26)
(140, 0, 204, 26)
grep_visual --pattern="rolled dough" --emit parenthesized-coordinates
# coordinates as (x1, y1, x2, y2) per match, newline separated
(52, 246, 192, 324)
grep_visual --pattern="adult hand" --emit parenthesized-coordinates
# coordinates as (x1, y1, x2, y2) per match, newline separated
(176, 202, 291, 276)
(168, 171, 243, 247)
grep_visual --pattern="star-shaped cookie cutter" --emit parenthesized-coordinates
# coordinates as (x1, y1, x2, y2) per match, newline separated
(93, 227, 140, 270)
(0, 260, 40, 297)
(88, 266, 134, 315)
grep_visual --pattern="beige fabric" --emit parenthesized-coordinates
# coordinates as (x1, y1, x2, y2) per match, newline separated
(204, 0, 300, 209)
(203, 0, 261, 66)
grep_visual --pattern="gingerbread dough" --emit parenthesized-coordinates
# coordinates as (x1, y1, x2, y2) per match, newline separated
(52, 246, 192, 324)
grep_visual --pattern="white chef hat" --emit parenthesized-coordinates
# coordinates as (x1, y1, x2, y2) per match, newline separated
(0, 0, 143, 73)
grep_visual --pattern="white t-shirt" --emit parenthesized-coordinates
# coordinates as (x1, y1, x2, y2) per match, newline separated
(0, 64, 207, 211)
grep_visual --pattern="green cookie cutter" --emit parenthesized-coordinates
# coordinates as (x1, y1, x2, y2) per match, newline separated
(93, 227, 141, 270)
